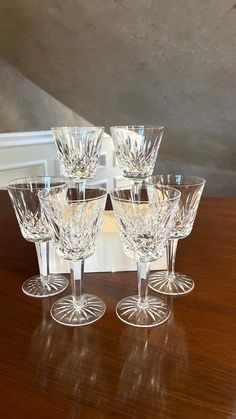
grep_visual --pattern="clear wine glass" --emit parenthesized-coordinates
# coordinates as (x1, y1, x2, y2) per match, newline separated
(148, 175, 205, 295)
(39, 184, 107, 326)
(110, 125, 164, 179)
(7, 177, 69, 297)
(51, 126, 105, 183)
(110, 184, 180, 327)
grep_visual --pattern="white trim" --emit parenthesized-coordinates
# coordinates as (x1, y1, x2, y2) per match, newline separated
(98, 151, 108, 169)
(0, 130, 53, 148)
(0, 159, 48, 174)
(0, 130, 112, 148)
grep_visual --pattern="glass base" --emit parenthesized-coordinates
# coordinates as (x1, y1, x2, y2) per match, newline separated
(22, 274, 68, 298)
(116, 295, 170, 328)
(50, 294, 106, 326)
(149, 271, 194, 296)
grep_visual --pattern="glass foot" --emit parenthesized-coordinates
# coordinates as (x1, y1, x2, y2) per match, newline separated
(22, 274, 68, 298)
(149, 271, 194, 295)
(116, 295, 170, 328)
(50, 294, 106, 326)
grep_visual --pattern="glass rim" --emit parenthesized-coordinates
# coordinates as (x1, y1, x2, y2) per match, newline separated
(110, 124, 165, 131)
(110, 185, 181, 204)
(7, 176, 69, 191)
(39, 185, 108, 203)
(149, 174, 206, 188)
(51, 126, 105, 131)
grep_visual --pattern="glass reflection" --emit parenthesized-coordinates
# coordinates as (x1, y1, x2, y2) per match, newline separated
(29, 298, 104, 417)
(29, 299, 61, 387)
(116, 300, 189, 418)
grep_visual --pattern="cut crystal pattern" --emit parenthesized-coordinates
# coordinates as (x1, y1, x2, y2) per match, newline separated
(111, 126, 164, 178)
(52, 127, 104, 179)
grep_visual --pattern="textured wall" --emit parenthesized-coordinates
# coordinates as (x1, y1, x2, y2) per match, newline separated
(0, 1, 236, 195)
(0, 59, 89, 131)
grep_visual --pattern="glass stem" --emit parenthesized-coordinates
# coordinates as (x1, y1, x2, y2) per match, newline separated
(70, 260, 84, 304)
(75, 180, 86, 200)
(35, 241, 49, 281)
(166, 239, 178, 278)
(137, 261, 150, 304)
(132, 180, 142, 201)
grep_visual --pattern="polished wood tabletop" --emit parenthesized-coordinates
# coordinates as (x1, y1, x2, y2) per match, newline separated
(0, 190, 235, 419)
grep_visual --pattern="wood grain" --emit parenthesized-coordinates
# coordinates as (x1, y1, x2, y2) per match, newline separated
(0, 191, 235, 419)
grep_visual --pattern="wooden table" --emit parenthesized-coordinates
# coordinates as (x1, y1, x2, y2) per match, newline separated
(0, 191, 235, 419)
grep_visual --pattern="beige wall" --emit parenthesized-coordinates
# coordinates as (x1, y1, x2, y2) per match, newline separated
(0, 1, 236, 195)
(0, 59, 90, 132)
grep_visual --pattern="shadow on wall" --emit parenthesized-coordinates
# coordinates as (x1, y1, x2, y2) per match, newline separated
(154, 159, 236, 197)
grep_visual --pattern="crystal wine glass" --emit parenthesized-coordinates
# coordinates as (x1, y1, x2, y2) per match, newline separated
(110, 125, 164, 179)
(148, 175, 205, 295)
(51, 126, 105, 183)
(7, 177, 69, 297)
(110, 184, 180, 327)
(39, 184, 107, 326)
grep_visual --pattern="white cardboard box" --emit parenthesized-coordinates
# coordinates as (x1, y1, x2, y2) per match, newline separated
(49, 211, 167, 273)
